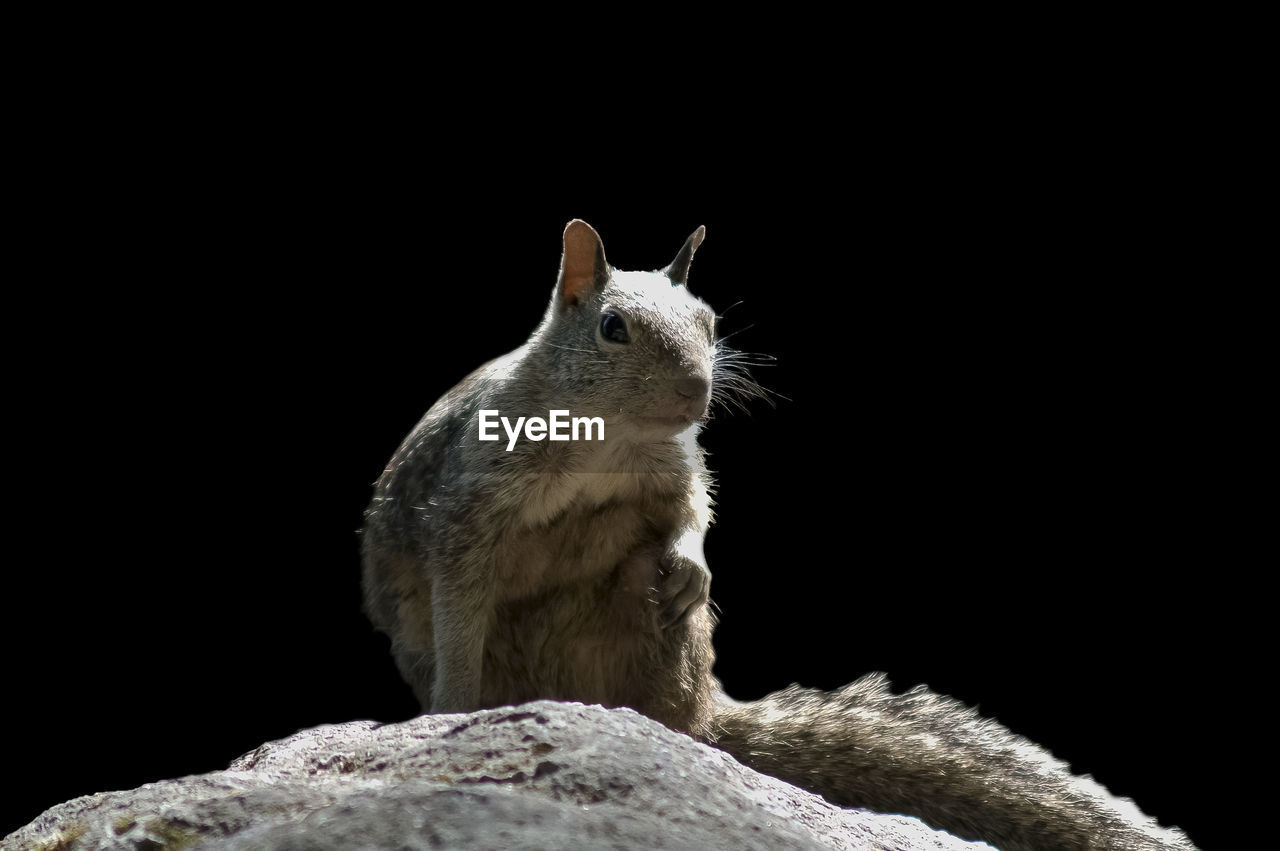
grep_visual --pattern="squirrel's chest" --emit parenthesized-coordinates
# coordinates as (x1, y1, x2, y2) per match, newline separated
(492, 495, 678, 601)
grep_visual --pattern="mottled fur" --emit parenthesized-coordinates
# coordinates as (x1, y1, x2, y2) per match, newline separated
(362, 220, 718, 733)
(361, 221, 1194, 851)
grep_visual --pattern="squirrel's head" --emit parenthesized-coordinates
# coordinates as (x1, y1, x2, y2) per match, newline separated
(534, 219, 720, 442)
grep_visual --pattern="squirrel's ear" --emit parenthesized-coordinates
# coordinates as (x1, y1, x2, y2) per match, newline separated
(557, 219, 610, 308)
(663, 225, 706, 287)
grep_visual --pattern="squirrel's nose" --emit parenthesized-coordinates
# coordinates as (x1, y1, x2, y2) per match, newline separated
(675, 377, 711, 400)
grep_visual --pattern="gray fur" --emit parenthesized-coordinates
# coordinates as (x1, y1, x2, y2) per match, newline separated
(361, 220, 1195, 851)
(362, 220, 717, 730)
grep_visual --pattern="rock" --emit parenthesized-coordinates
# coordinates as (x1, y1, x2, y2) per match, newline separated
(4, 701, 991, 850)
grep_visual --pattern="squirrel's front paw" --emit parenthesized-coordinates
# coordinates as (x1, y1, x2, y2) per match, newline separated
(657, 553, 710, 628)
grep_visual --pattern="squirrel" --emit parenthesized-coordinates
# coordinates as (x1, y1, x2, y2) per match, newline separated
(360, 220, 1195, 851)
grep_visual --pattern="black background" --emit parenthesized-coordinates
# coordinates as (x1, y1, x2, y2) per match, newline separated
(3, 84, 1238, 848)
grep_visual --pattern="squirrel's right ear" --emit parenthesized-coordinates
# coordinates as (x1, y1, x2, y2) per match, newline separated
(663, 225, 706, 287)
(556, 219, 610, 309)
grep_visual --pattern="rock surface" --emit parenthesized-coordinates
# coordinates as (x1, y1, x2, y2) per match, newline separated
(5, 701, 991, 850)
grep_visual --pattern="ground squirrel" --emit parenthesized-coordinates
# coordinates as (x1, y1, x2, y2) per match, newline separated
(361, 220, 1194, 851)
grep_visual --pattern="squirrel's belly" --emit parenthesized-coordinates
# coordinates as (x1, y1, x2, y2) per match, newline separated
(483, 548, 660, 701)
(480, 543, 715, 736)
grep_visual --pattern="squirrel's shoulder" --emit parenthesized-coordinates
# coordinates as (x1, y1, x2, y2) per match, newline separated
(373, 345, 528, 498)
(413, 344, 529, 437)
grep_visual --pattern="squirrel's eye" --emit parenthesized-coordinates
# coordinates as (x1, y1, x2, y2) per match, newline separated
(600, 311, 630, 344)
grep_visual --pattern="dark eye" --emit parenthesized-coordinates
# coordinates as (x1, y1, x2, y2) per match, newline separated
(600, 311, 630, 344)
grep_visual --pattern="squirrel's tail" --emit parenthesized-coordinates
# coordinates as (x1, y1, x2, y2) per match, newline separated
(703, 673, 1194, 851)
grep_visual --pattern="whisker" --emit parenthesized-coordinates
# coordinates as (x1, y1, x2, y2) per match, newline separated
(546, 343, 603, 355)
(716, 300, 746, 319)
(716, 324, 760, 345)
(710, 340, 778, 415)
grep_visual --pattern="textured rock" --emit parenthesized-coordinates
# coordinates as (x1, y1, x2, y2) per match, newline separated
(4, 701, 991, 850)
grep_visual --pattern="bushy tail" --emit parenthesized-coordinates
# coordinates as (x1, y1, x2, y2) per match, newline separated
(704, 673, 1195, 851)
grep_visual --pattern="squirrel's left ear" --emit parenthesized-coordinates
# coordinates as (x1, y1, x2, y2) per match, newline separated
(663, 225, 706, 287)
(557, 219, 610, 309)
